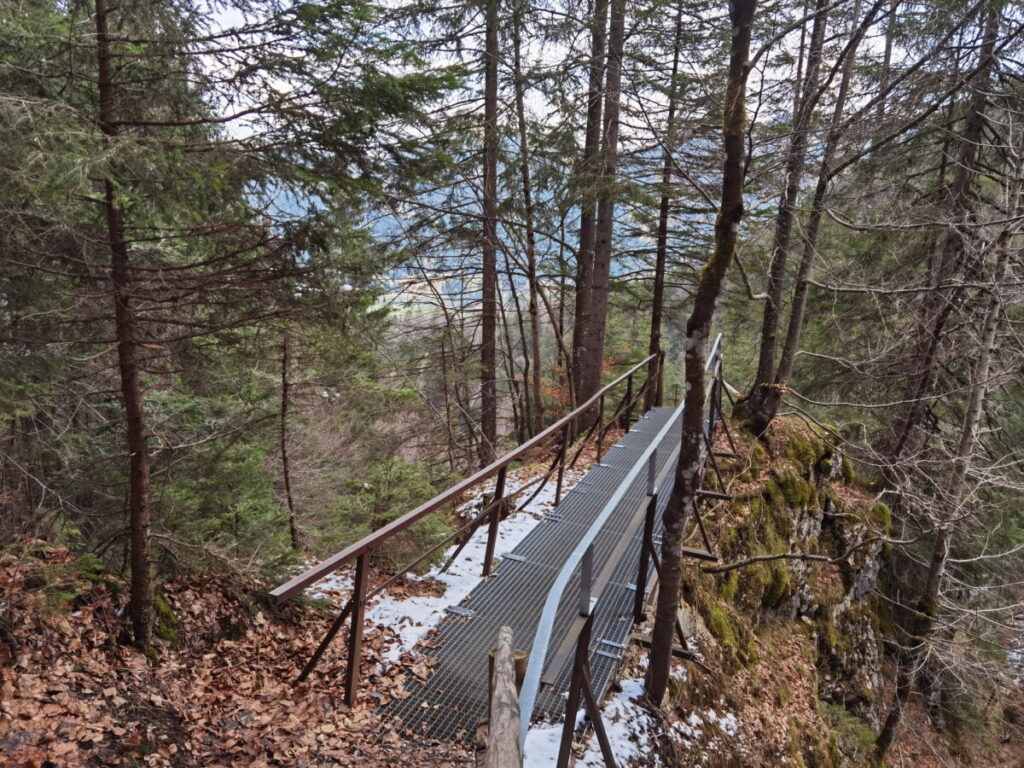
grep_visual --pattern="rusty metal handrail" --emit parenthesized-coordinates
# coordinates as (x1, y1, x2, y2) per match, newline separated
(271, 351, 660, 603)
(270, 350, 663, 704)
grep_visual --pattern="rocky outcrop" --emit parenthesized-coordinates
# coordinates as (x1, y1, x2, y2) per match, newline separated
(664, 418, 890, 766)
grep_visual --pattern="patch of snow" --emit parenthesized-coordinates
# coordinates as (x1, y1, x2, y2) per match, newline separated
(522, 722, 564, 767)
(523, 678, 657, 768)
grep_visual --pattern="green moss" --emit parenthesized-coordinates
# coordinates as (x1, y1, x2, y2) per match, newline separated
(820, 487, 842, 515)
(696, 592, 758, 669)
(841, 457, 856, 485)
(748, 442, 768, 480)
(701, 599, 736, 649)
(824, 704, 876, 757)
(870, 502, 892, 536)
(153, 591, 180, 645)
(763, 559, 795, 609)
(720, 569, 739, 601)
(778, 470, 817, 508)
(786, 432, 820, 469)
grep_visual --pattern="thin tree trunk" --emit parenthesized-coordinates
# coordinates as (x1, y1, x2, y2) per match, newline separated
(875, 224, 1010, 764)
(760, 0, 870, 427)
(479, 0, 500, 466)
(645, 0, 756, 706)
(96, 0, 151, 649)
(887, 4, 997, 461)
(572, 0, 610, 403)
(579, 0, 626, 411)
(746, 0, 827, 433)
(646, 0, 685, 411)
(512, 4, 544, 435)
(501, 265, 530, 442)
(280, 332, 300, 550)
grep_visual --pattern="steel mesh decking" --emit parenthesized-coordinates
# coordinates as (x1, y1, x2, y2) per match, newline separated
(385, 407, 682, 742)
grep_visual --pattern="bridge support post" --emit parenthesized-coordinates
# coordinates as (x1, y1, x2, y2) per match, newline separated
(482, 466, 508, 577)
(634, 451, 658, 624)
(620, 373, 634, 429)
(596, 394, 605, 461)
(344, 552, 369, 706)
(555, 424, 569, 507)
(555, 612, 617, 768)
(578, 544, 593, 617)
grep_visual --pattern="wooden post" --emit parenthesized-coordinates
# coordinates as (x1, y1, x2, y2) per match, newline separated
(480, 626, 523, 768)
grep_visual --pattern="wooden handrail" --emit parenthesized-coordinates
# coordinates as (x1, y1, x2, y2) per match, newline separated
(270, 352, 659, 602)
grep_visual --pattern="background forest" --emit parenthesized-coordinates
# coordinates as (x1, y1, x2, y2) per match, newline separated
(1, 0, 1023, 764)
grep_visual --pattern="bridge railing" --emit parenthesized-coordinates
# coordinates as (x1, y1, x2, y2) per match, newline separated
(516, 333, 727, 766)
(270, 349, 665, 704)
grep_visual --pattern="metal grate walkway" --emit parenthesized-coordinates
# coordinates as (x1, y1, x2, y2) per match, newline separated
(386, 406, 682, 742)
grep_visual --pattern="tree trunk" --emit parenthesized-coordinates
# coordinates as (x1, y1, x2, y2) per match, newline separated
(572, 0, 610, 404)
(875, 149, 1016, 765)
(280, 332, 300, 550)
(96, 0, 151, 649)
(746, 0, 827, 434)
(645, 0, 756, 706)
(479, 0, 500, 466)
(646, 0, 685, 412)
(578, 0, 626, 411)
(512, 5, 544, 435)
(886, 4, 998, 461)
(758, 0, 871, 429)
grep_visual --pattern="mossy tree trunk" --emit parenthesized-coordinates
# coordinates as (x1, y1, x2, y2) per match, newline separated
(645, 0, 756, 706)
(745, 0, 828, 434)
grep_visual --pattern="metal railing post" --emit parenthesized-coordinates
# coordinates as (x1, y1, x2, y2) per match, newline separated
(482, 466, 507, 577)
(595, 394, 605, 461)
(344, 553, 369, 706)
(556, 613, 593, 768)
(555, 424, 568, 507)
(656, 349, 665, 407)
(634, 451, 658, 623)
(622, 373, 634, 429)
(706, 361, 718, 442)
(579, 543, 593, 617)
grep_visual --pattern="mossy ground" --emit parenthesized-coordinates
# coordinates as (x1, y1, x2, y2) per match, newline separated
(658, 417, 893, 767)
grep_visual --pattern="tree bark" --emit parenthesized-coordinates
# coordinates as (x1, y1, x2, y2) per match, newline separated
(756, 0, 873, 429)
(479, 0, 500, 466)
(96, 0, 151, 649)
(280, 332, 300, 550)
(886, 4, 998, 461)
(646, 0, 685, 412)
(746, 0, 827, 433)
(578, 0, 626, 413)
(645, 0, 756, 706)
(572, 0, 610, 404)
(512, 4, 544, 435)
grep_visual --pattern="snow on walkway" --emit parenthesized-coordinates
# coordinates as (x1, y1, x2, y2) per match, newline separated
(303, 465, 586, 664)
(522, 678, 657, 767)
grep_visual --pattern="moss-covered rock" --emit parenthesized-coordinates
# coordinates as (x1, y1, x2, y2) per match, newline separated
(153, 591, 180, 646)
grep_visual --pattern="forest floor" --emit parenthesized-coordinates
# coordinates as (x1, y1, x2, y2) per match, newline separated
(0, 440, 614, 768)
(3, 427, 1022, 767)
